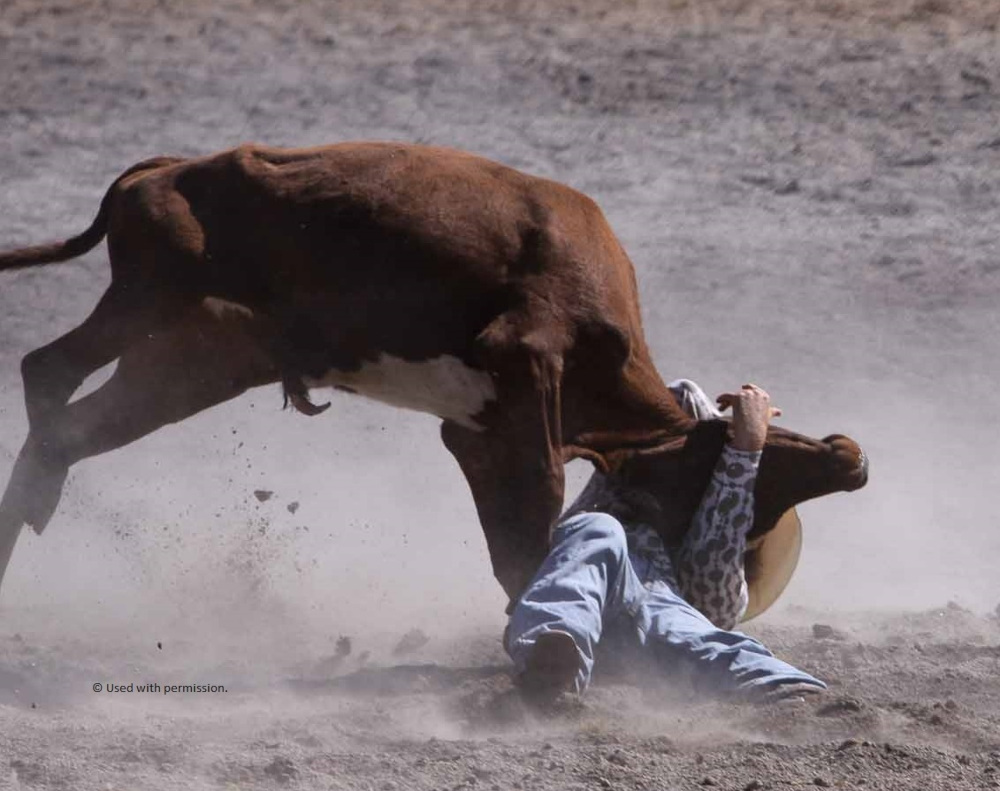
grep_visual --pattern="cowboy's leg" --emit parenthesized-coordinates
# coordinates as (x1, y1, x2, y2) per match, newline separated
(635, 575, 825, 697)
(506, 512, 644, 692)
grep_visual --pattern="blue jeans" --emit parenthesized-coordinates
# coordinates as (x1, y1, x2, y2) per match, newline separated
(505, 512, 825, 696)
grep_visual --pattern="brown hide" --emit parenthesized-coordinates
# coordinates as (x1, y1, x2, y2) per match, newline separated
(0, 142, 690, 601)
(0, 142, 866, 607)
(611, 419, 868, 547)
(605, 419, 868, 605)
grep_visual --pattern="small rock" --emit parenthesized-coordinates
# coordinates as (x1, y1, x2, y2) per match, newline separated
(263, 756, 297, 784)
(813, 778, 831, 788)
(816, 697, 863, 717)
(961, 69, 991, 89)
(335, 635, 352, 657)
(606, 750, 628, 766)
(774, 179, 800, 195)
(253, 489, 274, 503)
(745, 781, 764, 791)
(287, 501, 300, 514)
(812, 623, 846, 640)
(836, 739, 858, 751)
(840, 48, 878, 62)
(700, 777, 717, 786)
(890, 153, 937, 168)
(739, 174, 774, 188)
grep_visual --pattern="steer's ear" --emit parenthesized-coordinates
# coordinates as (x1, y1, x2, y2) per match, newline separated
(561, 444, 612, 473)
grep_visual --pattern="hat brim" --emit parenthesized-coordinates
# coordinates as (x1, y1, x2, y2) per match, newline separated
(740, 508, 802, 623)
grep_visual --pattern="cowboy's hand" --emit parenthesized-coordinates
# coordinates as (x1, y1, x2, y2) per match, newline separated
(715, 383, 782, 452)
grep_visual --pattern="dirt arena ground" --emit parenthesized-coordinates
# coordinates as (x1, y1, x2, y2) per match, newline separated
(2, 0, 1000, 788)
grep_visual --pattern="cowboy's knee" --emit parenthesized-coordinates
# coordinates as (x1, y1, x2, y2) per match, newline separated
(556, 512, 628, 555)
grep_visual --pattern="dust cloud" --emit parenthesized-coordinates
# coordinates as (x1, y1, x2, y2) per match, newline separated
(2, 1, 1000, 787)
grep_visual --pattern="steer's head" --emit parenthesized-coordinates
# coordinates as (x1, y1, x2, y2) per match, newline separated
(750, 426, 868, 539)
(612, 418, 868, 546)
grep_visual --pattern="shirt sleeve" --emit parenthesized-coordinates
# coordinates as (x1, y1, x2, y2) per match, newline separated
(673, 443, 762, 630)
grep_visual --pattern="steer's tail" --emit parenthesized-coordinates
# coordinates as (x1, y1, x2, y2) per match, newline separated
(0, 156, 183, 272)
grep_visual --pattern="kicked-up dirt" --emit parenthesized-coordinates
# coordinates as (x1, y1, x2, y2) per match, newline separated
(2, 1, 1000, 788)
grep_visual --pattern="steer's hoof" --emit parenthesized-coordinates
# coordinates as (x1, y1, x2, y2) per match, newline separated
(2, 454, 68, 536)
(25, 467, 67, 535)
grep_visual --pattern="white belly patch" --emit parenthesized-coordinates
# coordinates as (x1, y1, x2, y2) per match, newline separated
(303, 354, 497, 430)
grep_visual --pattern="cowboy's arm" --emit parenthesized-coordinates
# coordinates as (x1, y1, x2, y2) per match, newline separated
(675, 445, 760, 629)
(675, 384, 777, 628)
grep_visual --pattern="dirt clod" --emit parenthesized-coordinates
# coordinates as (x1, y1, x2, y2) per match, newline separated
(263, 756, 297, 783)
(1, 2, 999, 790)
(812, 624, 847, 640)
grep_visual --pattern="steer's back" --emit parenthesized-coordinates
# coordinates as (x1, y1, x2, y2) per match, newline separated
(115, 141, 646, 365)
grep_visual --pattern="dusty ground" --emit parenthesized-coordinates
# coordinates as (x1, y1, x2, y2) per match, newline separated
(2, 0, 1000, 788)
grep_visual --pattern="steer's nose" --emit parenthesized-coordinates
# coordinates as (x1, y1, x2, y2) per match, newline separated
(822, 434, 869, 490)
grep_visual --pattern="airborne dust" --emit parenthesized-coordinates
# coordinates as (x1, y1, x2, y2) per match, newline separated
(2, 1, 1000, 789)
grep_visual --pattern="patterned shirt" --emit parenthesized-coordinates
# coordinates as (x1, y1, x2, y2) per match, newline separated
(565, 444, 761, 629)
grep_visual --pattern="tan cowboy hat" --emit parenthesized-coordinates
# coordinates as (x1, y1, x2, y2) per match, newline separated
(740, 507, 802, 622)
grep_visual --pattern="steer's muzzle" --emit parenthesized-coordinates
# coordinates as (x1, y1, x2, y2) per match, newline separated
(822, 434, 869, 491)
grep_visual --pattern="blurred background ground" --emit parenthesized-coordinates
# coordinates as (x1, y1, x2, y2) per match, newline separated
(1, 1, 999, 788)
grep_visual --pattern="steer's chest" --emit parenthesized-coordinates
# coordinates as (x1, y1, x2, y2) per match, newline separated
(303, 354, 497, 430)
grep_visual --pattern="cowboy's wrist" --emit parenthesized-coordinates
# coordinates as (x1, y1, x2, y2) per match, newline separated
(729, 428, 765, 452)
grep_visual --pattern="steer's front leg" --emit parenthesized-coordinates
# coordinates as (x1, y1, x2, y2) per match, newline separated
(442, 312, 570, 606)
(441, 420, 564, 606)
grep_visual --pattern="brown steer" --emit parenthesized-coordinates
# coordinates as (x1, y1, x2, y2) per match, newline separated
(0, 142, 868, 602)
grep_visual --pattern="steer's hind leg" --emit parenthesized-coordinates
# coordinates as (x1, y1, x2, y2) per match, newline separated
(20, 284, 190, 429)
(0, 307, 278, 591)
(441, 322, 568, 606)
